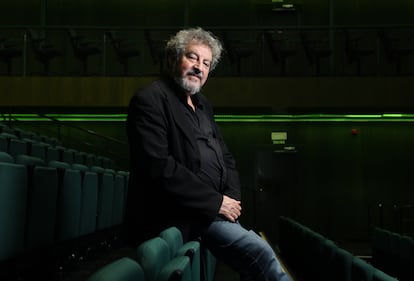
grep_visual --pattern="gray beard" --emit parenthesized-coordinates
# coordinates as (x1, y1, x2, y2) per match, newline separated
(175, 77, 201, 96)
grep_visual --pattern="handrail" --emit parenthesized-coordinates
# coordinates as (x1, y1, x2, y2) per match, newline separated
(2, 109, 129, 169)
(36, 113, 127, 145)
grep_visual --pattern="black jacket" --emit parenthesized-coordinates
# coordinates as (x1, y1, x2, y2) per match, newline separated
(125, 77, 241, 244)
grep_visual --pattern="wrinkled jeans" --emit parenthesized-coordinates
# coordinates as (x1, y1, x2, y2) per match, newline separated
(201, 220, 292, 281)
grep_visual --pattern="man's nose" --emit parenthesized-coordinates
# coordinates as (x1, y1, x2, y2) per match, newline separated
(193, 67, 201, 75)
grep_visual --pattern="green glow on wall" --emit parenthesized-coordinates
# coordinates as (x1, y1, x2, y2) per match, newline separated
(4, 113, 414, 122)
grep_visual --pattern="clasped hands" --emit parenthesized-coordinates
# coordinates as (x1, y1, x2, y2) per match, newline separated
(219, 195, 242, 222)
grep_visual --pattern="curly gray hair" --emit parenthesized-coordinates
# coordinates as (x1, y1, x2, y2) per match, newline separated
(165, 27, 223, 72)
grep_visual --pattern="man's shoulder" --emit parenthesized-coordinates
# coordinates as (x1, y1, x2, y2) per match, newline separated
(130, 79, 168, 101)
(135, 79, 166, 95)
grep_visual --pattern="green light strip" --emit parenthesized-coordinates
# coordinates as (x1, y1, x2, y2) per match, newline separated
(3, 113, 414, 122)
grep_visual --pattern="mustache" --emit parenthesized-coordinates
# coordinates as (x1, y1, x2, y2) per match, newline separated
(186, 69, 203, 79)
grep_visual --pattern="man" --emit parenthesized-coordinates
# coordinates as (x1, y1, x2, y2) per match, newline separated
(126, 27, 291, 281)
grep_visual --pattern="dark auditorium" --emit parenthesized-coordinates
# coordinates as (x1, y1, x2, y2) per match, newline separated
(0, 1, 413, 281)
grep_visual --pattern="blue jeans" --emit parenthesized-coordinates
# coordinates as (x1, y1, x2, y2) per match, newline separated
(200, 220, 292, 281)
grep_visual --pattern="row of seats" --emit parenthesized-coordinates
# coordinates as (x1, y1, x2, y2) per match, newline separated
(0, 123, 115, 169)
(278, 216, 398, 281)
(1, 28, 140, 76)
(87, 226, 217, 281)
(372, 227, 414, 281)
(0, 150, 129, 280)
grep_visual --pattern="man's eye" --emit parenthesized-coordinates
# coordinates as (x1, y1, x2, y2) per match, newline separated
(187, 53, 197, 60)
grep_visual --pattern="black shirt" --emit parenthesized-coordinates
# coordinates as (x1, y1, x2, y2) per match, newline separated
(182, 95, 227, 192)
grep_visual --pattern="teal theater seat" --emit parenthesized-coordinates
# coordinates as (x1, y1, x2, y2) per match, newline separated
(351, 256, 375, 281)
(49, 160, 82, 267)
(137, 237, 192, 281)
(0, 151, 14, 163)
(8, 137, 28, 158)
(29, 141, 50, 161)
(91, 166, 115, 231)
(113, 172, 126, 226)
(159, 226, 201, 281)
(0, 135, 8, 152)
(16, 155, 58, 251)
(87, 257, 145, 281)
(200, 245, 216, 281)
(331, 248, 353, 281)
(72, 164, 99, 237)
(372, 269, 398, 281)
(0, 162, 27, 261)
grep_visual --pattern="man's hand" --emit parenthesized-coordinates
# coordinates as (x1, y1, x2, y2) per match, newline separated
(219, 195, 242, 222)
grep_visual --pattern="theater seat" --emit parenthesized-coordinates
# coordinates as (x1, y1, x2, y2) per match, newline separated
(0, 36, 22, 75)
(331, 248, 353, 281)
(72, 164, 99, 237)
(351, 257, 375, 281)
(87, 257, 145, 281)
(27, 29, 63, 75)
(113, 172, 126, 226)
(343, 30, 375, 75)
(137, 237, 192, 281)
(8, 138, 28, 158)
(0, 135, 7, 152)
(49, 160, 82, 268)
(200, 246, 216, 281)
(300, 30, 332, 75)
(67, 28, 101, 75)
(91, 166, 115, 231)
(264, 30, 297, 76)
(0, 151, 14, 163)
(378, 29, 414, 75)
(0, 161, 27, 261)
(105, 30, 140, 76)
(159, 226, 201, 281)
(372, 269, 398, 281)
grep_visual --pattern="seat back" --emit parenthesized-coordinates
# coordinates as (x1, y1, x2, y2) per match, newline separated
(46, 146, 61, 162)
(27, 29, 44, 52)
(87, 257, 145, 281)
(0, 162, 27, 261)
(137, 237, 172, 281)
(72, 164, 99, 237)
(91, 166, 115, 231)
(137, 236, 192, 281)
(0, 135, 7, 151)
(112, 173, 127, 226)
(49, 161, 82, 242)
(351, 257, 375, 281)
(331, 248, 353, 281)
(27, 165, 58, 250)
(30, 142, 49, 160)
(159, 227, 201, 281)
(372, 269, 398, 281)
(0, 151, 14, 163)
(8, 138, 28, 158)
(159, 227, 184, 259)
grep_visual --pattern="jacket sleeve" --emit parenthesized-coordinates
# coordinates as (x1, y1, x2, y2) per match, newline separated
(127, 90, 224, 221)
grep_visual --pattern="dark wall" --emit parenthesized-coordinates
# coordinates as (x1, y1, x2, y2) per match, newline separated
(221, 120, 414, 244)
(13, 118, 414, 245)
(2, 0, 414, 26)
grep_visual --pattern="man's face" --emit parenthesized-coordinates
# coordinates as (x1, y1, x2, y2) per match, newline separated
(175, 42, 213, 95)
